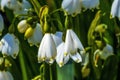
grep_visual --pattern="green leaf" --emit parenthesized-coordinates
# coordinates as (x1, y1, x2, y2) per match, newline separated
(100, 55, 118, 80)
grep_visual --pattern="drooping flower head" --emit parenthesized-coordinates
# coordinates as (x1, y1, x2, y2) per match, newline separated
(110, 0, 120, 20)
(38, 33, 57, 64)
(0, 33, 19, 59)
(27, 23, 43, 47)
(56, 29, 84, 67)
(94, 44, 114, 67)
(56, 42, 69, 67)
(62, 0, 82, 15)
(82, 0, 99, 10)
(64, 29, 84, 55)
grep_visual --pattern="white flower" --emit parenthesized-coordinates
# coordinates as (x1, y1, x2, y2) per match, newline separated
(1, 0, 20, 11)
(17, 20, 30, 33)
(81, 0, 99, 10)
(62, 0, 82, 15)
(13, 0, 31, 15)
(110, 0, 120, 19)
(38, 33, 57, 64)
(28, 23, 43, 47)
(0, 71, 13, 80)
(56, 42, 82, 67)
(0, 14, 4, 35)
(94, 44, 114, 66)
(0, 33, 19, 59)
(64, 29, 84, 55)
(56, 42, 69, 67)
(51, 31, 63, 47)
(0, 0, 31, 15)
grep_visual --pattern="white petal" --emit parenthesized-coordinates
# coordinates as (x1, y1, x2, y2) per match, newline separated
(51, 33, 63, 47)
(64, 30, 75, 55)
(70, 29, 84, 51)
(38, 34, 47, 63)
(45, 34, 57, 64)
(56, 42, 69, 67)
(99, 44, 114, 60)
(111, 0, 120, 18)
(6, 71, 13, 80)
(70, 52, 82, 63)
(82, 0, 99, 9)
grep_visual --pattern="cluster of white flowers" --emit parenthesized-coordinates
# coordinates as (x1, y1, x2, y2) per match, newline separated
(62, 0, 100, 15)
(37, 28, 85, 67)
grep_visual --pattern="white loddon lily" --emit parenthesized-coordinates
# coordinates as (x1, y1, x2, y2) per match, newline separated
(0, 71, 13, 80)
(56, 42, 69, 67)
(1, 0, 20, 11)
(0, 33, 19, 59)
(82, 0, 99, 10)
(0, 0, 31, 15)
(28, 23, 43, 47)
(94, 44, 114, 66)
(56, 42, 83, 67)
(110, 0, 120, 20)
(56, 29, 84, 67)
(38, 33, 57, 64)
(62, 0, 82, 15)
(0, 14, 4, 35)
(64, 29, 84, 56)
(13, 0, 31, 15)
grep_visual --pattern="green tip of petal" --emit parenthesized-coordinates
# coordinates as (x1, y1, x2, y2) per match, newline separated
(59, 62, 64, 67)
(64, 52, 68, 56)
(75, 59, 81, 63)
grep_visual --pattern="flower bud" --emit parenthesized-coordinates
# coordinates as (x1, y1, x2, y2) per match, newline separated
(17, 20, 30, 33)
(24, 27, 34, 38)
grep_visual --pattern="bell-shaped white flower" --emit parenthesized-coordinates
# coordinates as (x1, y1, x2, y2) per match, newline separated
(0, 14, 4, 35)
(64, 29, 84, 55)
(110, 0, 120, 19)
(1, 0, 20, 11)
(0, 71, 13, 80)
(0, 33, 19, 59)
(94, 44, 114, 67)
(62, 0, 82, 15)
(56, 42, 69, 67)
(82, 0, 99, 10)
(28, 23, 43, 47)
(51, 31, 63, 47)
(38, 33, 57, 64)
(13, 0, 31, 15)
(56, 42, 82, 67)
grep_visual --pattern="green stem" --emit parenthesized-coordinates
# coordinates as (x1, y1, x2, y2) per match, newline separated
(19, 47, 28, 80)
(50, 65, 53, 80)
